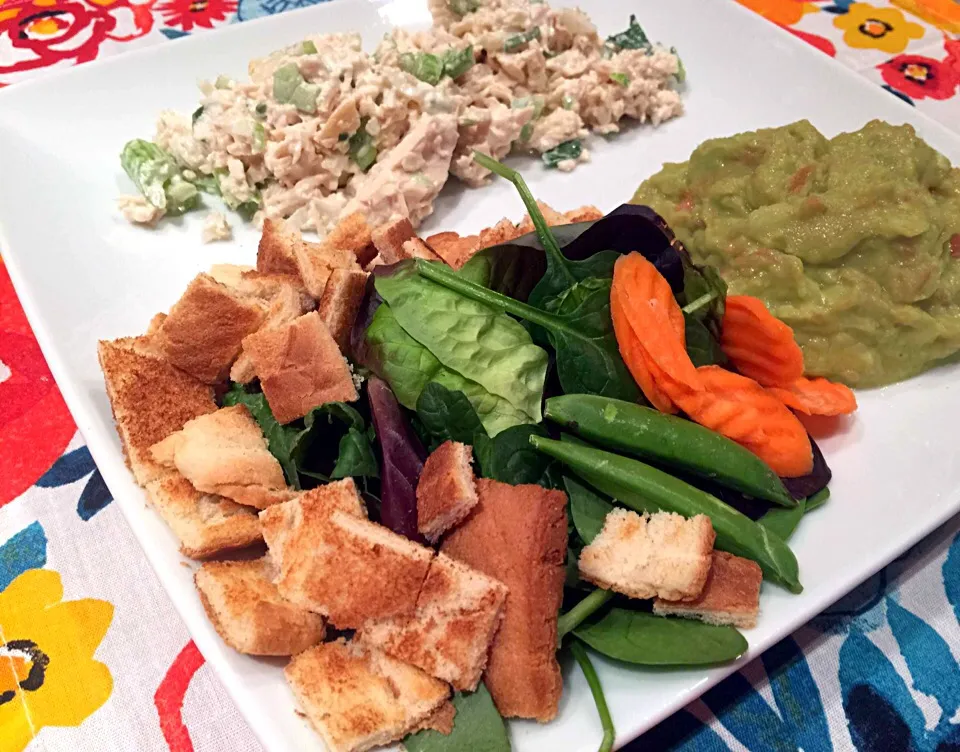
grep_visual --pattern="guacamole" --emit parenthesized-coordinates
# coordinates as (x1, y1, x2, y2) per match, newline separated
(632, 119, 960, 388)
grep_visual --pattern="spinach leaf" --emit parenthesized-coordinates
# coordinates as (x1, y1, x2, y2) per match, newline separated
(416, 382, 486, 450)
(365, 304, 443, 409)
(574, 609, 747, 666)
(375, 265, 548, 425)
(566, 476, 614, 545)
(416, 261, 640, 402)
(224, 385, 378, 488)
(403, 683, 510, 752)
(607, 14, 650, 51)
(542, 139, 582, 168)
(684, 313, 727, 368)
(332, 428, 379, 479)
(364, 302, 535, 436)
(475, 424, 559, 488)
(679, 260, 727, 339)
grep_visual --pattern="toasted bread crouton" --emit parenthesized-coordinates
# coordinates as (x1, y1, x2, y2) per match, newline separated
(415, 702, 456, 735)
(259, 479, 367, 564)
(563, 205, 604, 223)
(195, 558, 325, 655)
(401, 237, 443, 262)
(478, 218, 524, 249)
(653, 551, 762, 628)
(207, 263, 256, 289)
(326, 212, 374, 263)
(146, 312, 167, 335)
(579, 509, 715, 602)
(242, 312, 358, 424)
(155, 273, 266, 384)
(231, 283, 314, 384)
(515, 202, 568, 235)
(371, 218, 416, 264)
(98, 339, 217, 486)
(319, 269, 370, 353)
(285, 639, 450, 752)
(441, 479, 567, 721)
(425, 232, 481, 270)
(150, 404, 292, 509)
(361, 553, 507, 691)
(417, 441, 478, 544)
(145, 472, 261, 558)
(258, 218, 301, 276)
(261, 480, 430, 628)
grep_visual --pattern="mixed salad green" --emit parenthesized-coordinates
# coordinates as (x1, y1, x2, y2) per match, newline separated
(224, 153, 832, 751)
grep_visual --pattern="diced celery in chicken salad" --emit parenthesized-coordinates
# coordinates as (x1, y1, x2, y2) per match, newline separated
(118, 0, 684, 240)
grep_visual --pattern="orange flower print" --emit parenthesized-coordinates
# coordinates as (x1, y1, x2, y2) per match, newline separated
(737, 0, 818, 26)
(834, 3, 925, 54)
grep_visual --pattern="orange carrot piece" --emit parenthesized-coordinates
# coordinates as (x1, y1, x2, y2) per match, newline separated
(721, 295, 804, 387)
(613, 254, 698, 391)
(610, 283, 678, 413)
(674, 365, 814, 477)
(767, 377, 858, 416)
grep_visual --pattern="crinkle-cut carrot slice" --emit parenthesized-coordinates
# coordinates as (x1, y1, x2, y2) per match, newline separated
(610, 283, 678, 413)
(613, 254, 698, 391)
(721, 295, 804, 387)
(673, 365, 814, 478)
(767, 377, 858, 416)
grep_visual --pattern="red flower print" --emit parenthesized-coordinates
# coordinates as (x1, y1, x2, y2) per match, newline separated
(878, 52, 959, 100)
(155, 0, 236, 32)
(0, 263, 76, 507)
(0, 0, 154, 76)
(781, 24, 837, 57)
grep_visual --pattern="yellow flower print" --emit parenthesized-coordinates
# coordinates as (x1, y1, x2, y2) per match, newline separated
(737, 0, 819, 27)
(835, 3, 925, 54)
(0, 569, 113, 752)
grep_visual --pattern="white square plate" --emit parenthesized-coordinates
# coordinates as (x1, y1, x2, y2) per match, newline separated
(3, 1, 960, 749)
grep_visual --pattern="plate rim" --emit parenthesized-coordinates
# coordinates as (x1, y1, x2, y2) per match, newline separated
(3, 1, 960, 750)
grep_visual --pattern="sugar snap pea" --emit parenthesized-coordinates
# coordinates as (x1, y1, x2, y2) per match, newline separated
(545, 395, 795, 507)
(758, 488, 830, 542)
(530, 436, 802, 592)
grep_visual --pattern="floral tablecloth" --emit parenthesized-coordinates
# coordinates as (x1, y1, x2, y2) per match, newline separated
(2, 1, 960, 751)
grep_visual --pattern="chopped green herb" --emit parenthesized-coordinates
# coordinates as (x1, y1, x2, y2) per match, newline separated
(290, 82, 319, 114)
(215, 74, 233, 89)
(235, 198, 261, 221)
(301, 40, 318, 55)
(338, 132, 349, 141)
(607, 14, 650, 50)
(348, 118, 378, 172)
(561, 93, 576, 110)
(504, 26, 541, 53)
(191, 106, 204, 126)
(254, 102, 267, 118)
(519, 122, 533, 143)
(252, 122, 266, 153)
(610, 72, 630, 87)
(447, 0, 478, 18)
(511, 95, 544, 118)
(542, 139, 582, 168)
(672, 46, 686, 83)
(399, 51, 444, 86)
(441, 45, 475, 79)
(273, 63, 304, 104)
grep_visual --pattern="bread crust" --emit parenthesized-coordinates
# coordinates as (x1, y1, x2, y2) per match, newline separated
(441, 479, 567, 721)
